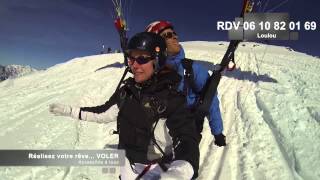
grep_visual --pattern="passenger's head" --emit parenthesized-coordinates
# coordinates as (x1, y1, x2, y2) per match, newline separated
(126, 32, 167, 83)
(145, 20, 181, 56)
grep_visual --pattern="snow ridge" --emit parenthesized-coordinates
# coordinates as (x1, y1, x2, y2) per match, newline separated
(0, 42, 319, 180)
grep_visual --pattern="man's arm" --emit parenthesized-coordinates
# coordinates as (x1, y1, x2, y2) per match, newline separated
(208, 94, 224, 135)
(193, 62, 226, 146)
(192, 62, 224, 135)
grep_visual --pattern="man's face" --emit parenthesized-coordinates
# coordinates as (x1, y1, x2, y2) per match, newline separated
(128, 50, 155, 83)
(160, 28, 180, 56)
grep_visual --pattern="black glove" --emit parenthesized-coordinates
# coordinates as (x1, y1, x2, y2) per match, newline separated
(214, 133, 226, 146)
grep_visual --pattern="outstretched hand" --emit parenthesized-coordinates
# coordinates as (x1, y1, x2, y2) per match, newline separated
(49, 103, 72, 117)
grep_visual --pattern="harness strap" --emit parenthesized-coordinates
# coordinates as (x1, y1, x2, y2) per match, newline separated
(149, 119, 171, 173)
(181, 58, 199, 95)
(135, 163, 152, 180)
(112, 88, 129, 135)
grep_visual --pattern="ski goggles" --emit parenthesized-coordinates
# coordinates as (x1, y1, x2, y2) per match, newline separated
(161, 31, 177, 39)
(127, 56, 154, 65)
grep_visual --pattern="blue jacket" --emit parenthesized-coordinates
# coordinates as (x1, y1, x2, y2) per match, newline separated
(166, 47, 223, 135)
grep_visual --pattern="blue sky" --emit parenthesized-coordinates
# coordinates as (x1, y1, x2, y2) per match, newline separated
(0, 0, 319, 69)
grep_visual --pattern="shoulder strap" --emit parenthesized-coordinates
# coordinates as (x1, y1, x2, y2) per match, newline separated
(111, 85, 131, 135)
(181, 58, 193, 74)
(181, 58, 199, 95)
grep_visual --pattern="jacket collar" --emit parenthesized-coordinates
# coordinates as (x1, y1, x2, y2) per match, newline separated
(166, 45, 185, 69)
(126, 69, 181, 93)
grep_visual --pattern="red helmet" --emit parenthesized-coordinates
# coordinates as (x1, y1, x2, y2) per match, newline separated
(145, 20, 173, 34)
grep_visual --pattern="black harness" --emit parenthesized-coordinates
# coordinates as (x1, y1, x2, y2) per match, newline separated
(113, 77, 180, 175)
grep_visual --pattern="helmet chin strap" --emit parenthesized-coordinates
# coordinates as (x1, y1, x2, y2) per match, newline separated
(153, 52, 161, 74)
(153, 58, 160, 74)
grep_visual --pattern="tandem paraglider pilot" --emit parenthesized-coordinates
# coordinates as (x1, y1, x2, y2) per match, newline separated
(145, 20, 226, 147)
(49, 32, 200, 179)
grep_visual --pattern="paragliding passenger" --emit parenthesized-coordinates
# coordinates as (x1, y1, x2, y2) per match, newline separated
(49, 32, 200, 179)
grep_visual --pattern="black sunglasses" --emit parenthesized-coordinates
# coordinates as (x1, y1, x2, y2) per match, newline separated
(161, 31, 177, 39)
(127, 56, 153, 65)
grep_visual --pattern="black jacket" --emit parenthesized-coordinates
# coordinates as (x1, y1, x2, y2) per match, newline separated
(79, 69, 200, 174)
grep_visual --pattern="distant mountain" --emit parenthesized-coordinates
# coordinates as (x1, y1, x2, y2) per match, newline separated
(0, 64, 38, 81)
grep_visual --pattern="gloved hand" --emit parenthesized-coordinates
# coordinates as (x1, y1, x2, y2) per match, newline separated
(49, 103, 80, 119)
(49, 103, 72, 117)
(214, 133, 226, 147)
(160, 160, 194, 180)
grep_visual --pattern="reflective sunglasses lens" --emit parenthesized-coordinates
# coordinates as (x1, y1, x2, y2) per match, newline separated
(128, 56, 152, 65)
(136, 56, 150, 64)
(162, 31, 177, 39)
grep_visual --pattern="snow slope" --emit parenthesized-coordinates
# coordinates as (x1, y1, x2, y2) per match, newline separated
(0, 42, 319, 180)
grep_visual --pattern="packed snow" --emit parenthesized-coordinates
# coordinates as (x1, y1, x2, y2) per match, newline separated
(0, 41, 319, 180)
